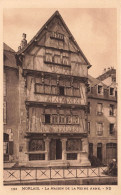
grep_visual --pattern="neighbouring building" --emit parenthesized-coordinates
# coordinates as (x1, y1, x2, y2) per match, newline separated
(88, 68, 117, 164)
(3, 43, 19, 163)
(3, 11, 91, 167)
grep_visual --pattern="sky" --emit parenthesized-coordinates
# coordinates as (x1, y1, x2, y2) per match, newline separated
(3, 8, 117, 77)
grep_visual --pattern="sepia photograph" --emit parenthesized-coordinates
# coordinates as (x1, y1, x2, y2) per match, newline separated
(2, 3, 119, 189)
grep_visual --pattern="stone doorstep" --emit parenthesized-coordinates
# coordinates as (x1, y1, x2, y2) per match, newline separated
(4, 176, 117, 185)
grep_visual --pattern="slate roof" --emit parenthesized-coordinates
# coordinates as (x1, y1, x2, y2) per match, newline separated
(3, 43, 17, 69)
(88, 74, 107, 88)
(96, 68, 116, 81)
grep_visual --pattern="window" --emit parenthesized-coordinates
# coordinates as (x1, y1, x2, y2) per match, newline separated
(50, 31, 64, 41)
(59, 115, 65, 124)
(112, 77, 116, 82)
(3, 133, 13, 162)
(66, 139, 82, 151)
(88, 122, 90, 134)
(62, 56, 69, 65)
(59, 86, 65, 95)
(87, 84, 91, 93)
(3, 72, 6, 97)
(29, 139, 45, 151)
(109, 104, 115, 116)
(29, 154, 45, 161)
(35, 84, 44, 93)
(110, 123, 115, 135)
(88, 102, 90, 114)
(52, 115, 58, 124)
(3, 133, 9, 161)
(97, 103, 103, 115)
(44, 113, 79, 125)
(66, 115, 72, 124)
(97, 123, 103, 136)
(53, 55, 61, 64)
(44, 53, 53, 63)
(110, 87, 115, 96)
(89, 143, 93, 157)
(67, 153, 77, 160)
(72, 115, 79, 124)
(106, 143, 117, 163)
(45, 114, 51, 124)
(98, 85, 103, 95)
(3, 101, 7, 124)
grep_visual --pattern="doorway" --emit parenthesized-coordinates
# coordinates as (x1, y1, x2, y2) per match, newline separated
(50, 139, 62, 160)
(97, 143, 102, 161)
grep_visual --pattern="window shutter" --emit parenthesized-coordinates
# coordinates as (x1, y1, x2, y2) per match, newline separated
(9, 141, 13, 155)
(3, 101, 7, 124)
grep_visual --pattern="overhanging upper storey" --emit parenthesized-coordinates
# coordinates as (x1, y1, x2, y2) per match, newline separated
(16, 10, 91, 78)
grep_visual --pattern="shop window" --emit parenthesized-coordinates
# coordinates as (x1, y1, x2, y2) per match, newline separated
(96, 123, 103, 136)
(109, 104, 114, 116)
(45, 114, 51, 124)
(109, 123, 115, 135)
(97, 103, 103, 115)
(110, 87, 115, 96)
(29, 154, 45, 161)
(66, 139, 82, 151)
(97, 85, 103, 95)
(67, 153, 77, 160)
(29, 139, 45, 151)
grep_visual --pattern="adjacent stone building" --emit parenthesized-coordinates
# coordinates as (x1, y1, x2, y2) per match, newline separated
(3, 43, 19, 163)
(3, 11, 91, 167)
(88, 69, 117, 164)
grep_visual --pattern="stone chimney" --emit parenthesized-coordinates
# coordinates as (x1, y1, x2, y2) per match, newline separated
(21, 33, 27, 49)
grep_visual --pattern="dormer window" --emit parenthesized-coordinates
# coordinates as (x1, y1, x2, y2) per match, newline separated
(97, 85, 103, 95)
(110, 87, 115, 96)
(50, 32, 64, 41)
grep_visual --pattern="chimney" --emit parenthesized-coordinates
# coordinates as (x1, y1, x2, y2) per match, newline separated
(103, 68, 106, 73)
(20, 33, 27, 49)
(18, 46, 21, 51)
